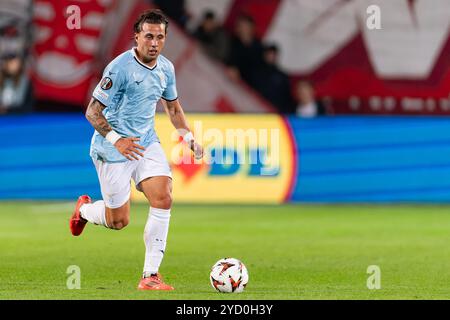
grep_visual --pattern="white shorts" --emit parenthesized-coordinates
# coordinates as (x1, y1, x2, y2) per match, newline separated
(93, 142, 172, 209)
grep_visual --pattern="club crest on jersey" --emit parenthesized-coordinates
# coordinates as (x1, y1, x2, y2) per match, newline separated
(100, 77, 113, 90)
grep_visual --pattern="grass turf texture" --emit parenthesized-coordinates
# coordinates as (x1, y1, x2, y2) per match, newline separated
(1, 202, 450, 299)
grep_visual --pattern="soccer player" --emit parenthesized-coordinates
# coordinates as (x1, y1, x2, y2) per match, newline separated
(69, 9, 203, 291)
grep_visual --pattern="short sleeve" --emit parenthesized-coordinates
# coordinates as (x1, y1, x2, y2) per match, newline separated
(92, 64, 126, 108)
(162, 63, 178, 101)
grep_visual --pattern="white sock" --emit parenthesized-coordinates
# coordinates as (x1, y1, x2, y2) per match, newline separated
(143, 207, 171, 277)
(79, 200, 109, 228)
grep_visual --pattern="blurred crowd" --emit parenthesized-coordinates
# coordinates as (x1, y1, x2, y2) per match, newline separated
(153, 0, 325, 116)
(189, 10, 327, 117)
(0, 52, 32, 115)
(0, 0, 33, 115)
(0, 0, 327, 117)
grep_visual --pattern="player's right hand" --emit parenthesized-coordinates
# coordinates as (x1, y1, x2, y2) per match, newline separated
(114, 137, 145, 161)
(190, 141, 204, 160)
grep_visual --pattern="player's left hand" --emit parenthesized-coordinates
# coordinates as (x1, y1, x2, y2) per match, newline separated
(190, 141, 203, 160)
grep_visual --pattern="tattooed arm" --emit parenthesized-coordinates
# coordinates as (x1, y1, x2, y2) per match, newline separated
(85, 98, 111, 137)
(85, 98, 145, 160)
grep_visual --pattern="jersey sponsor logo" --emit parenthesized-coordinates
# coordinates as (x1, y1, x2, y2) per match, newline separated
(100, 77, 113, 90)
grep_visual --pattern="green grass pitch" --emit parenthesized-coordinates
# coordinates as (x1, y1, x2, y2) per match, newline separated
(1, 202, 450, 299)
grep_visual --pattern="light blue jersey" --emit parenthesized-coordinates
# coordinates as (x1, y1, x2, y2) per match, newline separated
(90, 48, 178, 163)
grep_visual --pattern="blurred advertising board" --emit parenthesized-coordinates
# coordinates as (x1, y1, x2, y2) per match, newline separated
(131, 114, 296, 203)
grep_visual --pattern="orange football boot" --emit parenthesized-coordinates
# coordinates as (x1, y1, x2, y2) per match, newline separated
(69, 195, 91, 236)
(138, 273, 174, 291)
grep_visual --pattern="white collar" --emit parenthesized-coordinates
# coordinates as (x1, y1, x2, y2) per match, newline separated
(131, 47, 158, 70)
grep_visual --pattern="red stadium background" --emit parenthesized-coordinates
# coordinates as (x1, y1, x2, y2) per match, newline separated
(31, 0, 450, 114)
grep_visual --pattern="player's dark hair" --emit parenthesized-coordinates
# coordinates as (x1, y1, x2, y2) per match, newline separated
(134, 9, 169, 34)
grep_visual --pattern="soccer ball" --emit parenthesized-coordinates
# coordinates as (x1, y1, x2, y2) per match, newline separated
(209, 258, 249, 293)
